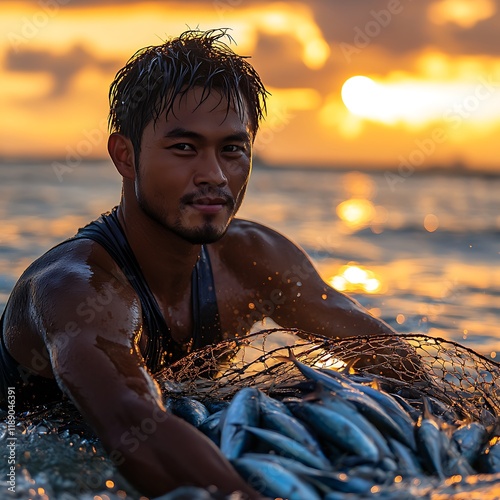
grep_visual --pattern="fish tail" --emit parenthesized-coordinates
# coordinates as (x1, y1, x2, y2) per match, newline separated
(273, 347, 298, 364)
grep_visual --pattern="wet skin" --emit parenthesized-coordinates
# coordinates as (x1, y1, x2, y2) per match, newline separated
(2, 89, 396, 497)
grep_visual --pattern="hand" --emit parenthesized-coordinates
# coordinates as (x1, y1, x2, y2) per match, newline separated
(114, 411, 261, 499)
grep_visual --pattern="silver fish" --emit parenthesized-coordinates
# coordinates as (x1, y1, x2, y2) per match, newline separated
(260, 408, 326, 459)
(240, 452, 374, 494)
(275, 350, 348, 392)
(317, 388, 395, 459)
(155, 486, 216, 499)
(477, 436, 500, 474)
(165, 397, 210, 428)
(242, 425, 332, 470)
(258, 390, 294, 416)
(416, 399, 447, 479)
(197, 409, 225, 446)
(219, 387, 260, 460)
(233, 456, 322, 500)
(452, 421, 488, 465)
(337, 388, 415, 450)
(290, 401, 380, 463)
(388, 438, 424, 477)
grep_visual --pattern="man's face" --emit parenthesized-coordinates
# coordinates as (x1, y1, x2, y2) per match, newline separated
(135, 88, 252, 244)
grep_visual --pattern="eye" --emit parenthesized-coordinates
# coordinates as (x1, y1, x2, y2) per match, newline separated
(223, 145, 246, 154)
(169, 143, 195, 152)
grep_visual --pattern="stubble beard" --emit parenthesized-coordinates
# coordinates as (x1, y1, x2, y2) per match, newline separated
(136, 181, 239, 245)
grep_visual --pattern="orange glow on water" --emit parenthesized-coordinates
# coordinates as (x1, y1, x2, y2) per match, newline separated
(336, 199, 375, 228)
(329, 263, 383, 294)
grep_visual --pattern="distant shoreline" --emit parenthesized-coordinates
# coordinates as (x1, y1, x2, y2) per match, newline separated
(1, 156, 500, 178)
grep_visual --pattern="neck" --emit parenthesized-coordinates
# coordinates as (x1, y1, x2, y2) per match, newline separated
(116, 196, 202, 303)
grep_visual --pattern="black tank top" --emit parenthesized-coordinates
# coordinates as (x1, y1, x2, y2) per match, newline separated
(0, 208, 223, 409)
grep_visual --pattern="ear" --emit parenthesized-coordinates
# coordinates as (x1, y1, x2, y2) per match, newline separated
(108, 133, 136, 180)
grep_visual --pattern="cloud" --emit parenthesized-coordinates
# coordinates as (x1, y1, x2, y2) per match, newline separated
(312, 0, 500, 57)
(12, 0, 500, 57)
(447, 15, 500, 56)
(4, 44, 120, 98)
(252, 33, 320, 88)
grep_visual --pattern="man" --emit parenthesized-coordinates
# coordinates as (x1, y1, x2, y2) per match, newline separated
(0, 29, 397, 497)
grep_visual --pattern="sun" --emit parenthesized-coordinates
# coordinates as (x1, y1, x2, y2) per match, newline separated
(341, 76, 381, 117)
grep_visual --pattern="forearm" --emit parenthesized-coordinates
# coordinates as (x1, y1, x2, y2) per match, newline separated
(103, 400, 259, 498)
(326, 297, 397, 337)
(278, 290, 397, 339)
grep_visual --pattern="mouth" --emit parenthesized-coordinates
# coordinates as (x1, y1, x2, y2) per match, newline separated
(189, 196, 229, 214)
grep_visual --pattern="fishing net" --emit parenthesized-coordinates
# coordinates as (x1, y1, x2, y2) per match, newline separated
(158, 328, 500, 426)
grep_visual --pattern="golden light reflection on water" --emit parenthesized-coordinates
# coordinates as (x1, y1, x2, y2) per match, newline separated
(0, 215, 89, 241)
(335, 171, 387, 233)
(336, 198, 375, 229)
(0, 223, 21, 244)
(328, 263, 383, 294)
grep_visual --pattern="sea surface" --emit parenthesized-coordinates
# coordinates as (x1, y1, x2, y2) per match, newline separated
(1, 160, 499, 357)
(1, 160, 500, 499)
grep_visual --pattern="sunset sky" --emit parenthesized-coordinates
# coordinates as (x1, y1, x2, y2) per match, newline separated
(2, 0, 500, 170)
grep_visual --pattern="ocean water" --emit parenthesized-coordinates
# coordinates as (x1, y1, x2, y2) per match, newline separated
(1, 160, 499, 357)
(1, 160, 500, 499)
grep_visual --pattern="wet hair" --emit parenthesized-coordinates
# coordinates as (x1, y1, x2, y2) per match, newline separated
(108, 28, 269, 165)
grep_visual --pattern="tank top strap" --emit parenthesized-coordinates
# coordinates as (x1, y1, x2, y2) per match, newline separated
(191, 245, 223, 350)
(73, 207, 222, 371)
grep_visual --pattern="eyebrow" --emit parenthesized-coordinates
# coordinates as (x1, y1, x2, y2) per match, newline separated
(164, 127, 251, 143)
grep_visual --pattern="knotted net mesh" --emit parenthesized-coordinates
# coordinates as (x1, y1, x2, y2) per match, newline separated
(158, 328, 500, 425)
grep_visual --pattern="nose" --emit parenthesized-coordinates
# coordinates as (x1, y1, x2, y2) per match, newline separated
(193, 152, 228, 187)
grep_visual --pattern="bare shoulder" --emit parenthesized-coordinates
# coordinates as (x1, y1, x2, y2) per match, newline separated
(211, 218, 313, 281)
(3, 237, 140, 372)
(217, 218, 304, 259)
(6, 237, 134, 317)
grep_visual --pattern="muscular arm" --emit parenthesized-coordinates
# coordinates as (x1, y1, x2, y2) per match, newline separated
(219, 220, 396, 338)
(18, 244, 258, 498)
(221, 221, 434, 381)
(216, 221, 429, 380)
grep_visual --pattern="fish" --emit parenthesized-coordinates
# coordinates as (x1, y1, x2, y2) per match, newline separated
(240, 453, 375, 495)
(219, 387, 260, 461)
(348, 380, 417, 433)
(415, 398, 447, 478)
(388, 438, 424, 477)
(232, 456, 322, 500)
(164, 397, 210, 428)
(258, 389, 294, 416)
(274, 350, 348, 393)
(277, 350, 415, 449)
(241, 425, 332, 470)
(279, 349, 416, 449)
(289, 401, 380, 463)
(197, 409, 225, 446)
(200, 398, 229, 414)
(334, 388, 415, 450)
(451, 421, 488, 465)
(159, 347, 499, 499)
(477, 436, 500, 474)
(314, 387, 395, 459)
(155, 485, 217, 499)
(260, 407, 327, 459)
